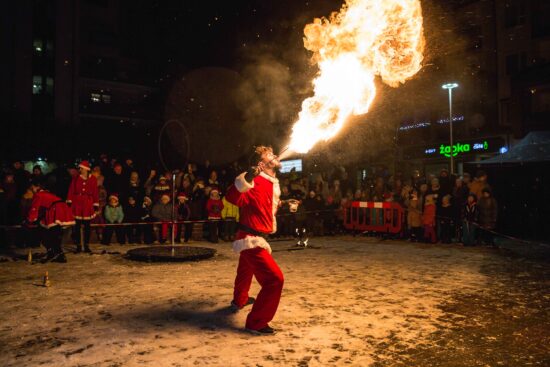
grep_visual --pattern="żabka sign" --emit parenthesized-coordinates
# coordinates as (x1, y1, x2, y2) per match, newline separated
(425, 141, 489, 157)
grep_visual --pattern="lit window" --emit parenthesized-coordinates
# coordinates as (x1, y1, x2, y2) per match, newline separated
(32, 76, 43, 94)
(33, 39, 43, 53)
(91, 93, 101, 102)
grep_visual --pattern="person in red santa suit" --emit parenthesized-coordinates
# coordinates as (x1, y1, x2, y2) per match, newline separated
(225, 145, 285, 335)
(67, 160, 99, 253)
(26, 179, 75, 263)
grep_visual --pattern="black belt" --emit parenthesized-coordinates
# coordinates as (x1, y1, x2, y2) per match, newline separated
(238, 223, 269, 239)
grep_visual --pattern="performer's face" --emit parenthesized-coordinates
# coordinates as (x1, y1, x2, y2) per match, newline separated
(261, 150, 281, 169)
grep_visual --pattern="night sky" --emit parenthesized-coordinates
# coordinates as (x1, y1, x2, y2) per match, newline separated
(120, 0, 340, 76)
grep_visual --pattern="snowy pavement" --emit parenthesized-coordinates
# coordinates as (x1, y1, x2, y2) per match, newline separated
(0, 236, 548, 366)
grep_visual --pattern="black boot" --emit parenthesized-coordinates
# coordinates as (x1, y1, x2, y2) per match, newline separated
(50, 252, 67, 263)
(83, 245, 92, 254)
(74, 244, 82, 253)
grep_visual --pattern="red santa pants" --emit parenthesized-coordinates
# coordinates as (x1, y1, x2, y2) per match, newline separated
(233, 247, 284, 330)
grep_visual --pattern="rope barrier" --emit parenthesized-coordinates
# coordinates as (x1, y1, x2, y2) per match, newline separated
(1, 204, 548, 248)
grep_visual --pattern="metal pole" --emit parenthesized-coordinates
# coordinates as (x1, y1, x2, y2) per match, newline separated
(448, 88, 454, 175)
(171, 172, 176, 255)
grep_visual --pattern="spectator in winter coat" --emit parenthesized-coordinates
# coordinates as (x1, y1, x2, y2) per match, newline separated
(469, 171, 490, 201)
(175, 192, 192, 243)
(152, 194, 172, 244)
(92, 174, 108, 242)
(438, 168, 453, 197)
(221, 195, 240, 241)
(141, 196, 154, 244)
(105, 163, 128, 202)
(2, 172, 18, 225)
(124, 196, 142, 243)
(477, 188, 498, 245)
(452, 177, 469, 224)
(152, 175, 171, 203)
(127, 171, 144, 203)
(206, 188, 224, 243)
(407, 191, 422, 242)
(462, 193, 478, 246)
(422, 194, 437, 243)
(102, 194, 125, 245)
(438, 195, 454, 244)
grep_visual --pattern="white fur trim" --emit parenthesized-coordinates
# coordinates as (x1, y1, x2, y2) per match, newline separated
(271, 181, 280, 233)
(232, 236, 272, 254)
(234, 172, 254, 193)
(259, 171, 279, 184)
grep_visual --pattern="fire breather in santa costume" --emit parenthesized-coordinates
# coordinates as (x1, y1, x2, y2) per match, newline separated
(225, 148, 284, 334)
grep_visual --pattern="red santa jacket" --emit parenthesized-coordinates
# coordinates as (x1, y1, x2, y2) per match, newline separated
(206, 198, 224, 219)
(28, 190, 75, 228)
(67, 175, 99, 220)
(225, 172, 280, 253)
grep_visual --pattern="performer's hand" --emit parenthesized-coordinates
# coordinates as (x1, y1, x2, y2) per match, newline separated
(245, 165, 261, 183)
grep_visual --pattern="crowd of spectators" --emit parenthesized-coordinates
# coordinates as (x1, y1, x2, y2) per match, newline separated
(0, 155, 498, 248)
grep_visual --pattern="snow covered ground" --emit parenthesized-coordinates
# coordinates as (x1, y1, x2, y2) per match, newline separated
(0, 236, 548, 366)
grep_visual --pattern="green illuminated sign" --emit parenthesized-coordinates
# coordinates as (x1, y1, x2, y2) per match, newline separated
(438, 141, 488, 157)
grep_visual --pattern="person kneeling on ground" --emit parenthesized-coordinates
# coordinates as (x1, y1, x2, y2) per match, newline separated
(26, 179, 75, 263)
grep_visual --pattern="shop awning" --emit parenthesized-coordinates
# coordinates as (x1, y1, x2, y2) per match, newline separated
(473, 131, 550, 165)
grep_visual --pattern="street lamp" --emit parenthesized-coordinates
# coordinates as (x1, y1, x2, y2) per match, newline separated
(442, 82, 459, 174)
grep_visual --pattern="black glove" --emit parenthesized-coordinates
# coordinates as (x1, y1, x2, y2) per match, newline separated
(244, 167, 259, 184)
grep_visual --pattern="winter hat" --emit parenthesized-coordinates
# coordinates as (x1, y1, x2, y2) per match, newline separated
(79, 160, 91, 171)
(108, 193, 119, 202)
(177, 192, 187, 199)
(159, 175, 167, 182)
(210, 186, 219, 194)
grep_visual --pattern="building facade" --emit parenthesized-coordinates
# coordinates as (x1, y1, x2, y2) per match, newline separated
(1, 0, 161, 159)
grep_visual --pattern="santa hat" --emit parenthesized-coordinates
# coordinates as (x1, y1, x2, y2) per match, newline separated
(108, 193, 119, 202)
(210, 186, 220, 194)
(79, 160, 91, 171)
(177, 192, 187, 199)
(159, 175, 167, 181)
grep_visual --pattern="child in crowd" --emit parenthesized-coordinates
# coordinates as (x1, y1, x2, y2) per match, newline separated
(124, 196, 142, 244)
(141, 196, 154, 244)
(175, 192, 191, 243)
(206, 187, 224, 243)
(102, 194, 125, 245)
(462, 193, 478, 246)
(152, 194, 172, 244)
(438, 194, 453, 243)
(422, 194, 437, 243)
(152, 176, 171, 203)
(407, 190, 422, 242)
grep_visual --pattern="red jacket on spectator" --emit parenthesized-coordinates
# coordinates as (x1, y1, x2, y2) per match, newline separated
(28, 190, 75, 228)
(422, 203, 436, 226)
(206, 198, 224, 219)
(67, 175, 99, 220)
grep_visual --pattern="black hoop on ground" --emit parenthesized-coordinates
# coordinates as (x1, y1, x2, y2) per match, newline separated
(126, 246, 216, 262)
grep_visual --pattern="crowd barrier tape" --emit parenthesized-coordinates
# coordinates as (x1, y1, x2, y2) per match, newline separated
(343, 201, 405, 234)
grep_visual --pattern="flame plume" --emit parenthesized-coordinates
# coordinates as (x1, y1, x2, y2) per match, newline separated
(285, 0, 425, 155)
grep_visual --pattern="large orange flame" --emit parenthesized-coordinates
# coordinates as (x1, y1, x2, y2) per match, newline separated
(285, 0, 425, 155)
